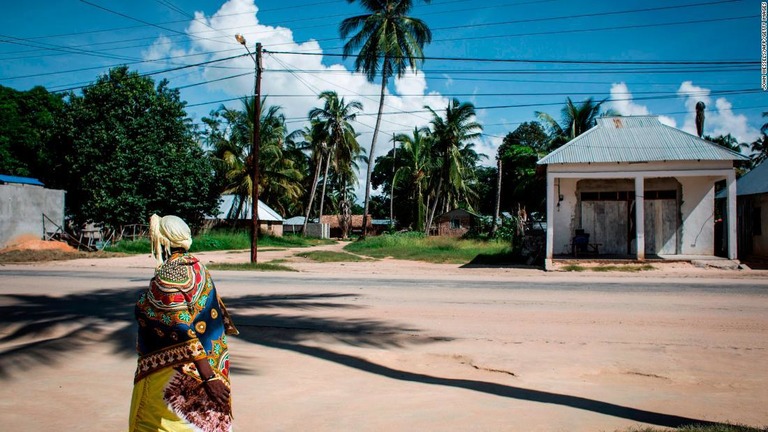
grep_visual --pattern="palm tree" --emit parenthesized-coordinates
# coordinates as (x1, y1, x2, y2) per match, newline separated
(425, 98, 483, 234)
(340, 0, 433, 238)
(309, 91, 365, 238)
(751, 112, 768, 166)
(205, 97, 303, 219)
(287, 121, 327, 235)
(392, 127, 433, 232)
(536, 97, 609, 149)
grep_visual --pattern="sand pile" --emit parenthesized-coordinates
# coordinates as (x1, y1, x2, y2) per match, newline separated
(0, 234, 77, 253)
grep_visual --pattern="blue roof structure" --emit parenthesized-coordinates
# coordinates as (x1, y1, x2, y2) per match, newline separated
(0, 174, 44, 186)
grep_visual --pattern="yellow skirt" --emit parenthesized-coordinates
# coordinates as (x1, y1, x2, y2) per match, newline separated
(129, 367, 232, 432)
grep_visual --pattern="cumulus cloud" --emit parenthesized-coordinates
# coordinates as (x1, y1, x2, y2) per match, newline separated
(677, 81, 760, 144)
(607, 82, 676, 127)
(138, 0, 478, 200)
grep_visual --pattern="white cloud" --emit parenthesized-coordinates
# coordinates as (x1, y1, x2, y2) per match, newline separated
(153, 0, 463, 202)
(677, 81, 759, 143)
(607, 82, 677, 128)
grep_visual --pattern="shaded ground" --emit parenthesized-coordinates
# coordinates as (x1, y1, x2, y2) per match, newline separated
(0, 242, 767, 431)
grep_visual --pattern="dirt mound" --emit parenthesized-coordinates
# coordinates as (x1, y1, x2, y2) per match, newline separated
(0, 234, 77, 253)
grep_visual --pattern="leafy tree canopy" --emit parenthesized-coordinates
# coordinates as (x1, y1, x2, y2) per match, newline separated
(62, 66, 219, 229)
(0, 85, 65, 181)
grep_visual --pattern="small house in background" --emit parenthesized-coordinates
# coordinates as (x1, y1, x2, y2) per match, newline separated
(0, 174, 66, 248)
(537, 116, 748, 269)
(207, 194, 284, 236)
(283, 216, 306, 235)
(320, 214, 372, 238)
(717, 161, 768, 263)
(433, 208, 480, 237)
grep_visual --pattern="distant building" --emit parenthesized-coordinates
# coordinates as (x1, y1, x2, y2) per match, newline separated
(0, 175, 66, 248)
(434, 209, 479, 237)
(537, 116, 748, 269)
(207, 194, 284, 236)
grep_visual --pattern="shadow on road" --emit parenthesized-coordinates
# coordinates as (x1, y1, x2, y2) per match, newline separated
(0, 287, 746, 430)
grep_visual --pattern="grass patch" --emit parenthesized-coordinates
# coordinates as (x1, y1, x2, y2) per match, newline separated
(343, 232, 511, 264)
(106, 231, 334, 254)
(562, 264, 655, 272)
(619, 423, 766, 432)
(0, 249, 126, 263)
(296, 251, 373, 262)
(206, 261, 297, 272)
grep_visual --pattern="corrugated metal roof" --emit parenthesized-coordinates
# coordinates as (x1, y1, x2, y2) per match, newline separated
(538, 116, 749, 165)
(730, 161, 768, 197)
(212, 195, 283, 222)
(0, 174, 44, 186)
(283, 216, 306, 225)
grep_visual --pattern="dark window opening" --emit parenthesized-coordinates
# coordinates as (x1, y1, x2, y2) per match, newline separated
(581, 191, 636, 201)
(645, 190, 677, 200)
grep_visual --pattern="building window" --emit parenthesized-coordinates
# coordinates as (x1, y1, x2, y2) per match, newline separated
(451, 218, 462, 229)
(754, 207, 762, 236)
(581, 191, 635, 201)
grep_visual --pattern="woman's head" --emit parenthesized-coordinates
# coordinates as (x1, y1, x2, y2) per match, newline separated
(149, 214, 192, 265)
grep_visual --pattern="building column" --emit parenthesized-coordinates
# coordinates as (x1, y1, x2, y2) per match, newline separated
(545, 171, 555, 270)
(635, 176, 645, 261)
(727, 171, 738, 259)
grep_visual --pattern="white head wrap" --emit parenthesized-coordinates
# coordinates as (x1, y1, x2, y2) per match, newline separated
(149, 214, 193, 266)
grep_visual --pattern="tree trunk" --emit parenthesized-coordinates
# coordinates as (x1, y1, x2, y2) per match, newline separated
(425, 177, 443, 236)
(301, 154, 322, 236)
(490, 158, 502, 236)
(317, 150, 332, 231)
(361, 70, 388, 239)
(415, 183, 425, 232)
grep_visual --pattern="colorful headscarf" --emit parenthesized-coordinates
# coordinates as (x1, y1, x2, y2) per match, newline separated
(149, 214, 193, 266)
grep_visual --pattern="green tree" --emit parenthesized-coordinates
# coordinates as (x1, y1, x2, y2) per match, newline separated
(425, 98, 483, 234)
(340, 0, 433, 237)
(536, 97, 609, 148)
(287, 121, 326, 234)
(371, 127, 434, 231)
(204, 97, 304, 218)
(62, 66, 219, 230)
(749, 112, 768, 166)
(496, 121, 550, 218)
(0, 85, 65, 183)
(308, 91, 364, 238)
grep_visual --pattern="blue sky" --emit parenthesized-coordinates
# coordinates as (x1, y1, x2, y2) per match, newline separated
(1, 0, 764, 173)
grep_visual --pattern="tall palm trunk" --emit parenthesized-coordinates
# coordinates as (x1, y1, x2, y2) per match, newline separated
(361, 68, 388, 239)
(490, 158, 502, 236)
(415, 182, 425, 232)
(301, 154, 322, 236)
(425, 176, 443, 235)
(318, 149, 333, 228)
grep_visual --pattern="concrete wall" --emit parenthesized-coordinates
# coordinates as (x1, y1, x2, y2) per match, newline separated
(552, 178, 578, 255)
(749, 194, 768, 257)
(0, 184, 66, 248)
(678, 176, 716, 255)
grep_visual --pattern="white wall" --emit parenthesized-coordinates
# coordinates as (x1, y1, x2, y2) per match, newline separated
(678, 177, 716, 255)
(552, 178, 578, 255)
(0, 184, 66, 248)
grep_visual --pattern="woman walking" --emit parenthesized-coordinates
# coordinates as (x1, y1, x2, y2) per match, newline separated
(130, 214, 238, 432)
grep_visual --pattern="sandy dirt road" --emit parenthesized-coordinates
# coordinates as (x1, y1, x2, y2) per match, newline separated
(1, 245, 767, 431)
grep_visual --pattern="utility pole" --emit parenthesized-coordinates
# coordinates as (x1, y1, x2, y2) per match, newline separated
(390, 133, 396, 230)
(236, 34, 262, 263)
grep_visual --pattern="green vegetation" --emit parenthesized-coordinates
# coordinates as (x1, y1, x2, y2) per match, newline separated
(562, 264, 655, 272)
(343, 232, 511, 264)
(206, 262, 296, 272)
(106, 232, 333, 254)
(0, 249, 125, 263)
(296, 251, 372, 262)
